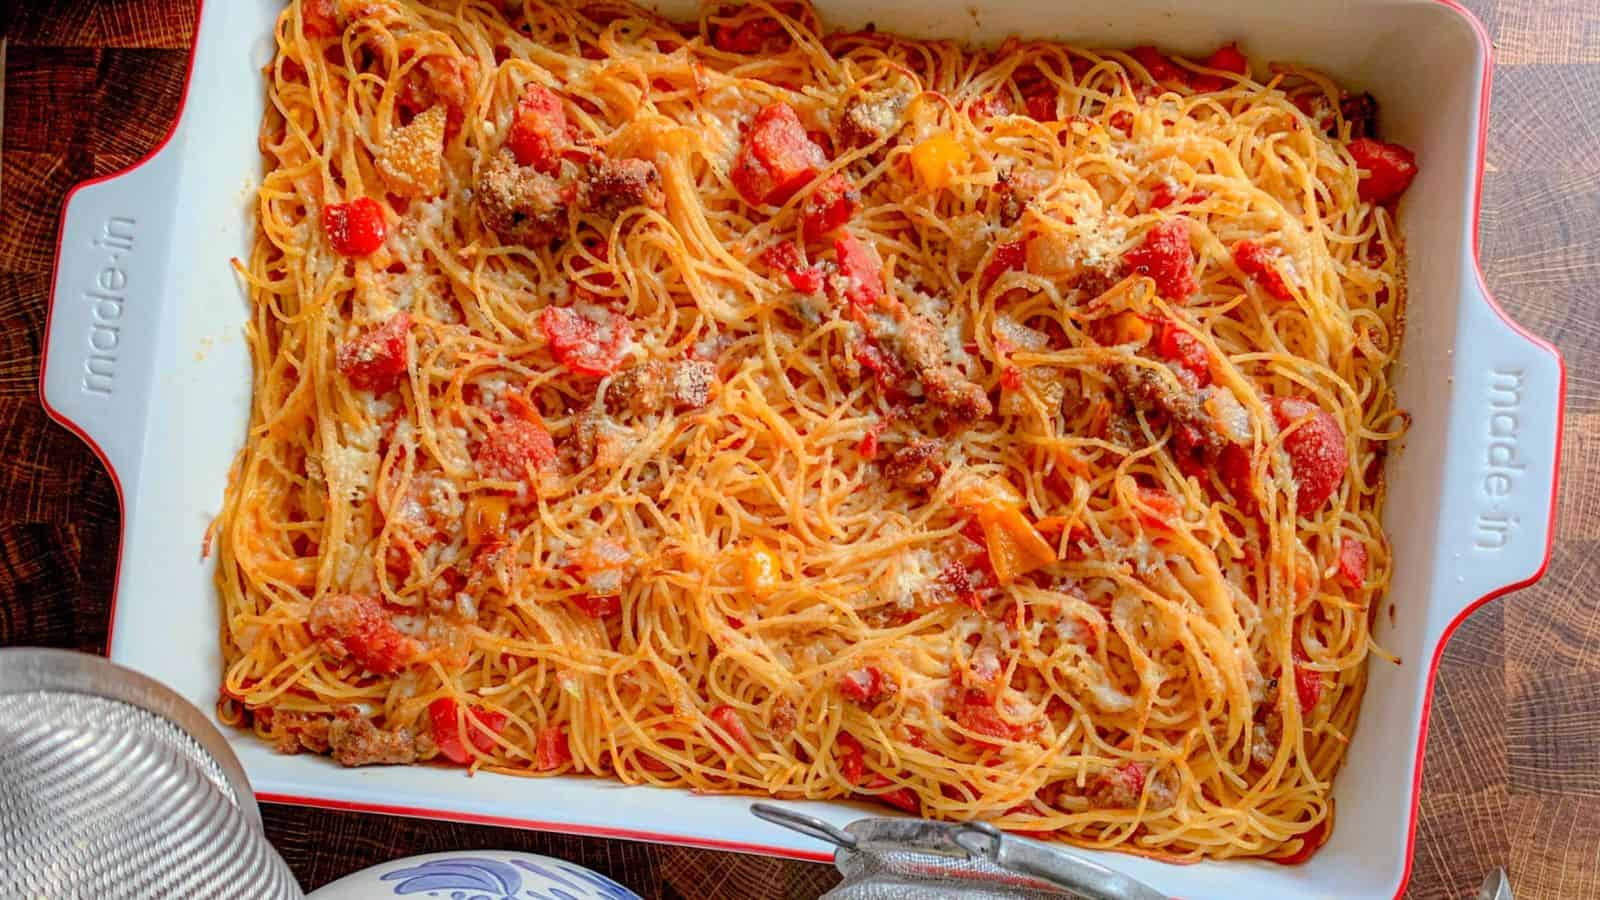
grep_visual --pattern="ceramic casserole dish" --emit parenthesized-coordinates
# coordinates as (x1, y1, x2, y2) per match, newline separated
(41, 0, 1563, 896)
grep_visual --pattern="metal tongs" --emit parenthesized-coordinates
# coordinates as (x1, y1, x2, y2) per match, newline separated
(751, 803, 1170, 899)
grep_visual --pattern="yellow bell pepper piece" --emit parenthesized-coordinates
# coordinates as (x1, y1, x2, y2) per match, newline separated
(743, 540, 780, 596)
(957, 476, 1057, 585)
(910, 134, 970, 191)
(466, 494, 510, 545)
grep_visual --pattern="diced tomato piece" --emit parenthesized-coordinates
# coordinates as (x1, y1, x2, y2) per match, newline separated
(1293, 651, 1325, 711)
(801, 174, 859, 240)
(1337, 536, 1368, 587)
(851, 336, 906, 389)
(874, 786, 921, 814)
(506, 84, 572, 174)
(1134, 486, 1181, 531)
(955, 700, 1032, 742)
(302, 0, 341, 37)
(1348, 138, 1418, 203)
(1123, 220, 1197, 302)
(428, 697, 509, 764)
(857, 420, 886, 459)
(475, 416, 556, 482)
(1272, 820, 1330, 866)
(731, 103, 828, 206)
(1108, 110, 1134, 134)
(834, 235, 885, 308)
(762, 241, 824, 293)
(535, 725, 571, 771)
(1000, 366, 1024, 391)
(711, 4, 800, 53)
(398, 55, 476, 138)
(936, 558, 999, 612)
(1148, 180, 1179, 210)
(839, 666, 895, 706)
(981, 239, 1029, 291)
(538, 305, 632, 376)
(1119, 761, 1147, 796)
(1154, 320, 1210, 386)
(836, 732, 868, 785)
(571, 593, 622, 617)
(321, 197, 387, 257)
(1219, 443, 1256, 509)
(712, 19, 782, 52)
(336, 312, 411, 392)
(1025, 91, 1056, 122)
(1129, 46, 1186, 84)
(308, 593, 421, 675)
(1232, 240, 1295, 301)
(1269, 397, 1348, 511)
(969, 93, 1013, 122)
(1191, 42, 1248, 92)
(709, 704, 753, 751)
(1206, 42, 1249, 75)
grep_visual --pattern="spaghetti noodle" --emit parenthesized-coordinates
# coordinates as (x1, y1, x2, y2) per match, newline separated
(217, 0, 1415, 861)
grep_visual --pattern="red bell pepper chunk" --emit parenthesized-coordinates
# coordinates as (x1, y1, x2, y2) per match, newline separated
(1232, 240, 1295, 301)
(1123, 220, 1197, 302)
(321, 197, 387, 257)
(834, 235, 886, 308)
(336, 312, 411, 392)
(428, 697, 509, 764)
(1348, 138, 1418, 203)
(538, 305, 632, 377)
(506, 84, 572, 174)
(535, 726, 571, 771)
(731, 103, 828, 206)
(1337, 536, 1368, 587)
(1269, 396, 1348, 511)
(801, 174, 859, 240)
(709, 704, 753, 751)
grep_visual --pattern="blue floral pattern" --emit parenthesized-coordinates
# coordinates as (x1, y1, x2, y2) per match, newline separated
(380, 856, 640, 900)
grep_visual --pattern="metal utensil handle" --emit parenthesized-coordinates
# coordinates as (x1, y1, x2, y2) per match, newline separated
(954, 822, 1170, 900)
(751, 804, 1170, 900)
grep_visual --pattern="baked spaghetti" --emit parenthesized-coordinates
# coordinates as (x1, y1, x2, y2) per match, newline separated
(217, 0, 1417, 862)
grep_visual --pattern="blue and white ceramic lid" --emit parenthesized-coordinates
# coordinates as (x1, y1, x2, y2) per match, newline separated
(307, 850, 641, 900)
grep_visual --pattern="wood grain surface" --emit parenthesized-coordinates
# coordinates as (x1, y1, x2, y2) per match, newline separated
(0, 1, 1592, 896)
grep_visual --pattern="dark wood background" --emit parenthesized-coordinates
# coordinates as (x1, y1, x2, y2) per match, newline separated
(1, 1, 1596, 896)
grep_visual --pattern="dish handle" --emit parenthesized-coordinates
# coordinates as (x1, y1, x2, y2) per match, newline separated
(1433, 275, 1563, 627)
(40, 146, 183, 496)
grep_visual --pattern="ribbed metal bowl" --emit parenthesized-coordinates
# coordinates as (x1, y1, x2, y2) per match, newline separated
(0, 649, 301, 899)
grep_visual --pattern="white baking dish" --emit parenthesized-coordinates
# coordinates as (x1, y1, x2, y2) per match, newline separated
(40, 1, 1562, 896)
